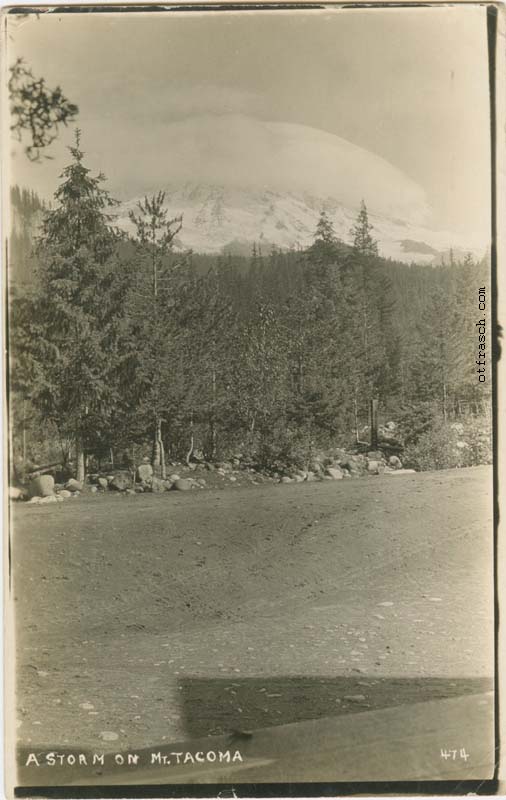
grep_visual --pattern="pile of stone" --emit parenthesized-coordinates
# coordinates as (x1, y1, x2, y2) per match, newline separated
(12, 473, 84, 505)
(273, 449, 412, 484)
(9, 426, 414, 505)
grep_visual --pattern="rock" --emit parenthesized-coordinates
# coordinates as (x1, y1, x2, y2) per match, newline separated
(136, 463, 153, 483)
(367, 451, 384, 461)
(58, 490, 71, 498)
(293, 475, 304, 483)
(326, 467, 344, 480)
(39, 495, 58, 504)
(9, 487, 25, 501)
(309, 460, 323, 474)
(89, 486, 98, 493)
(98, 477, 109, 490)
(27, 496, 41, 504)
(281, 476, 293, 483)
(386, 468, 416, 475)
(334, 448, 348, 462)
(388, 455, 402, 469)
(343, 694, 366, 702)
(134, 485, 144, 493)
(125, 488, 136, 496)
(196, 478, 206, 487)
(342, 457, 366, 474)
(150, 476, 167, 493)
(109, 473, 132, 491)
(29, 475, 55, 498)
(65, 479, 83, 492)
(173, 478, 192, 491)
(229, 475, 237, 482)
(367, 460, 380, 474)
(169, 473, 180, 482)
(215, 461, 232, 472)
(106, 475, 115, 484)
(99, 731, 119, 742)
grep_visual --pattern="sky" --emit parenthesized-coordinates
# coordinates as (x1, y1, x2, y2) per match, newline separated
(4, 5, 491, 239)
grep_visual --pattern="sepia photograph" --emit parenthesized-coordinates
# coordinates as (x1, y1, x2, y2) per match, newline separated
(2, 2, 500, 795)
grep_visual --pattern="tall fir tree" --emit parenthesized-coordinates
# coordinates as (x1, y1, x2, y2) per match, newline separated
(350, 200, 378, 257)
(28, 130, 124, 481)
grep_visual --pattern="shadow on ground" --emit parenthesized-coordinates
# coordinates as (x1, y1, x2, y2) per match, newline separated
(178, 675, 493, 737)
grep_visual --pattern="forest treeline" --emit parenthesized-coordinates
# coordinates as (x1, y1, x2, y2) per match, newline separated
(8, 135, 492, 481)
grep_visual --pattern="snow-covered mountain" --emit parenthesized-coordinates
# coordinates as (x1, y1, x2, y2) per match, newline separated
(112, 113, 484, 263)
(116, 181, 482, 264)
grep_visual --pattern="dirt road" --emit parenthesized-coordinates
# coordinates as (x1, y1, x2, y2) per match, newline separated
(10, 466, 495, 783)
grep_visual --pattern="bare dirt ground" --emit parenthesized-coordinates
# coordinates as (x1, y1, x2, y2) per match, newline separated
(10, 466, 495, 784)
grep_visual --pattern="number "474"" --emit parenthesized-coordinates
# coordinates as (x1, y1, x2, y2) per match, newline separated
(440, 748, 470, 761)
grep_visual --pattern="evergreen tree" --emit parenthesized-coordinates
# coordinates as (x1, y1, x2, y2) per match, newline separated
(350, 200, 378, 257)
(127, 192, 185, 477)
(28, 130, 124, 481)
(314, 210, 338, 245)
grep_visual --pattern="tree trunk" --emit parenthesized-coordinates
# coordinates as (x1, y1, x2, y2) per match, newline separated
(152, 417, 166, 478)
(186, 412, 194, 466)
(76, 437, 86, 483)
(209, 365, 217, 460)
(22, 398, 26, 466)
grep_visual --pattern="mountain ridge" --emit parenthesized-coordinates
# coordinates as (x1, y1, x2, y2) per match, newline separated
(116, 182, 484, 265)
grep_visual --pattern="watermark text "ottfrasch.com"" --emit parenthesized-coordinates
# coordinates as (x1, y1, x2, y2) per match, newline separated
(476, 286, 486, 383)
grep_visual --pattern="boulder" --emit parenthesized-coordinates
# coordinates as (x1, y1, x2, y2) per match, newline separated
(367, 451, 384, 461)
(386, 468, 416, 475)
(136, 463, 153, 483)
(215, 461, 232, 472)
(326, 467, 344, 480)
(58, 490, 72, 498)
(97, 477, 109, 490)
(109, 473, 132, 491)
(173, 478, 193, 491)
(150, 476, 167, 493)
(169, 473, 180, 482)
(367, 460, 380, 474)
(281, 476, 293, 483)
(388, 455, 402, 469)
(9, 487, 25, 501)
(39, 495, 58, 504)
(65, 479, 83, 493)
(29, 475, 55, 498)
(125, 488, 136, 496)
(334, 448, 348, 462)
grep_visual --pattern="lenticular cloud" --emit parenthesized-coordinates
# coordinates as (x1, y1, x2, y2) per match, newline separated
(147, 114, 430, 225)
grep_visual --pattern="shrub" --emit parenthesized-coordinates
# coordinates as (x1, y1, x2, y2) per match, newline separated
(403, 413, 492, 471)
